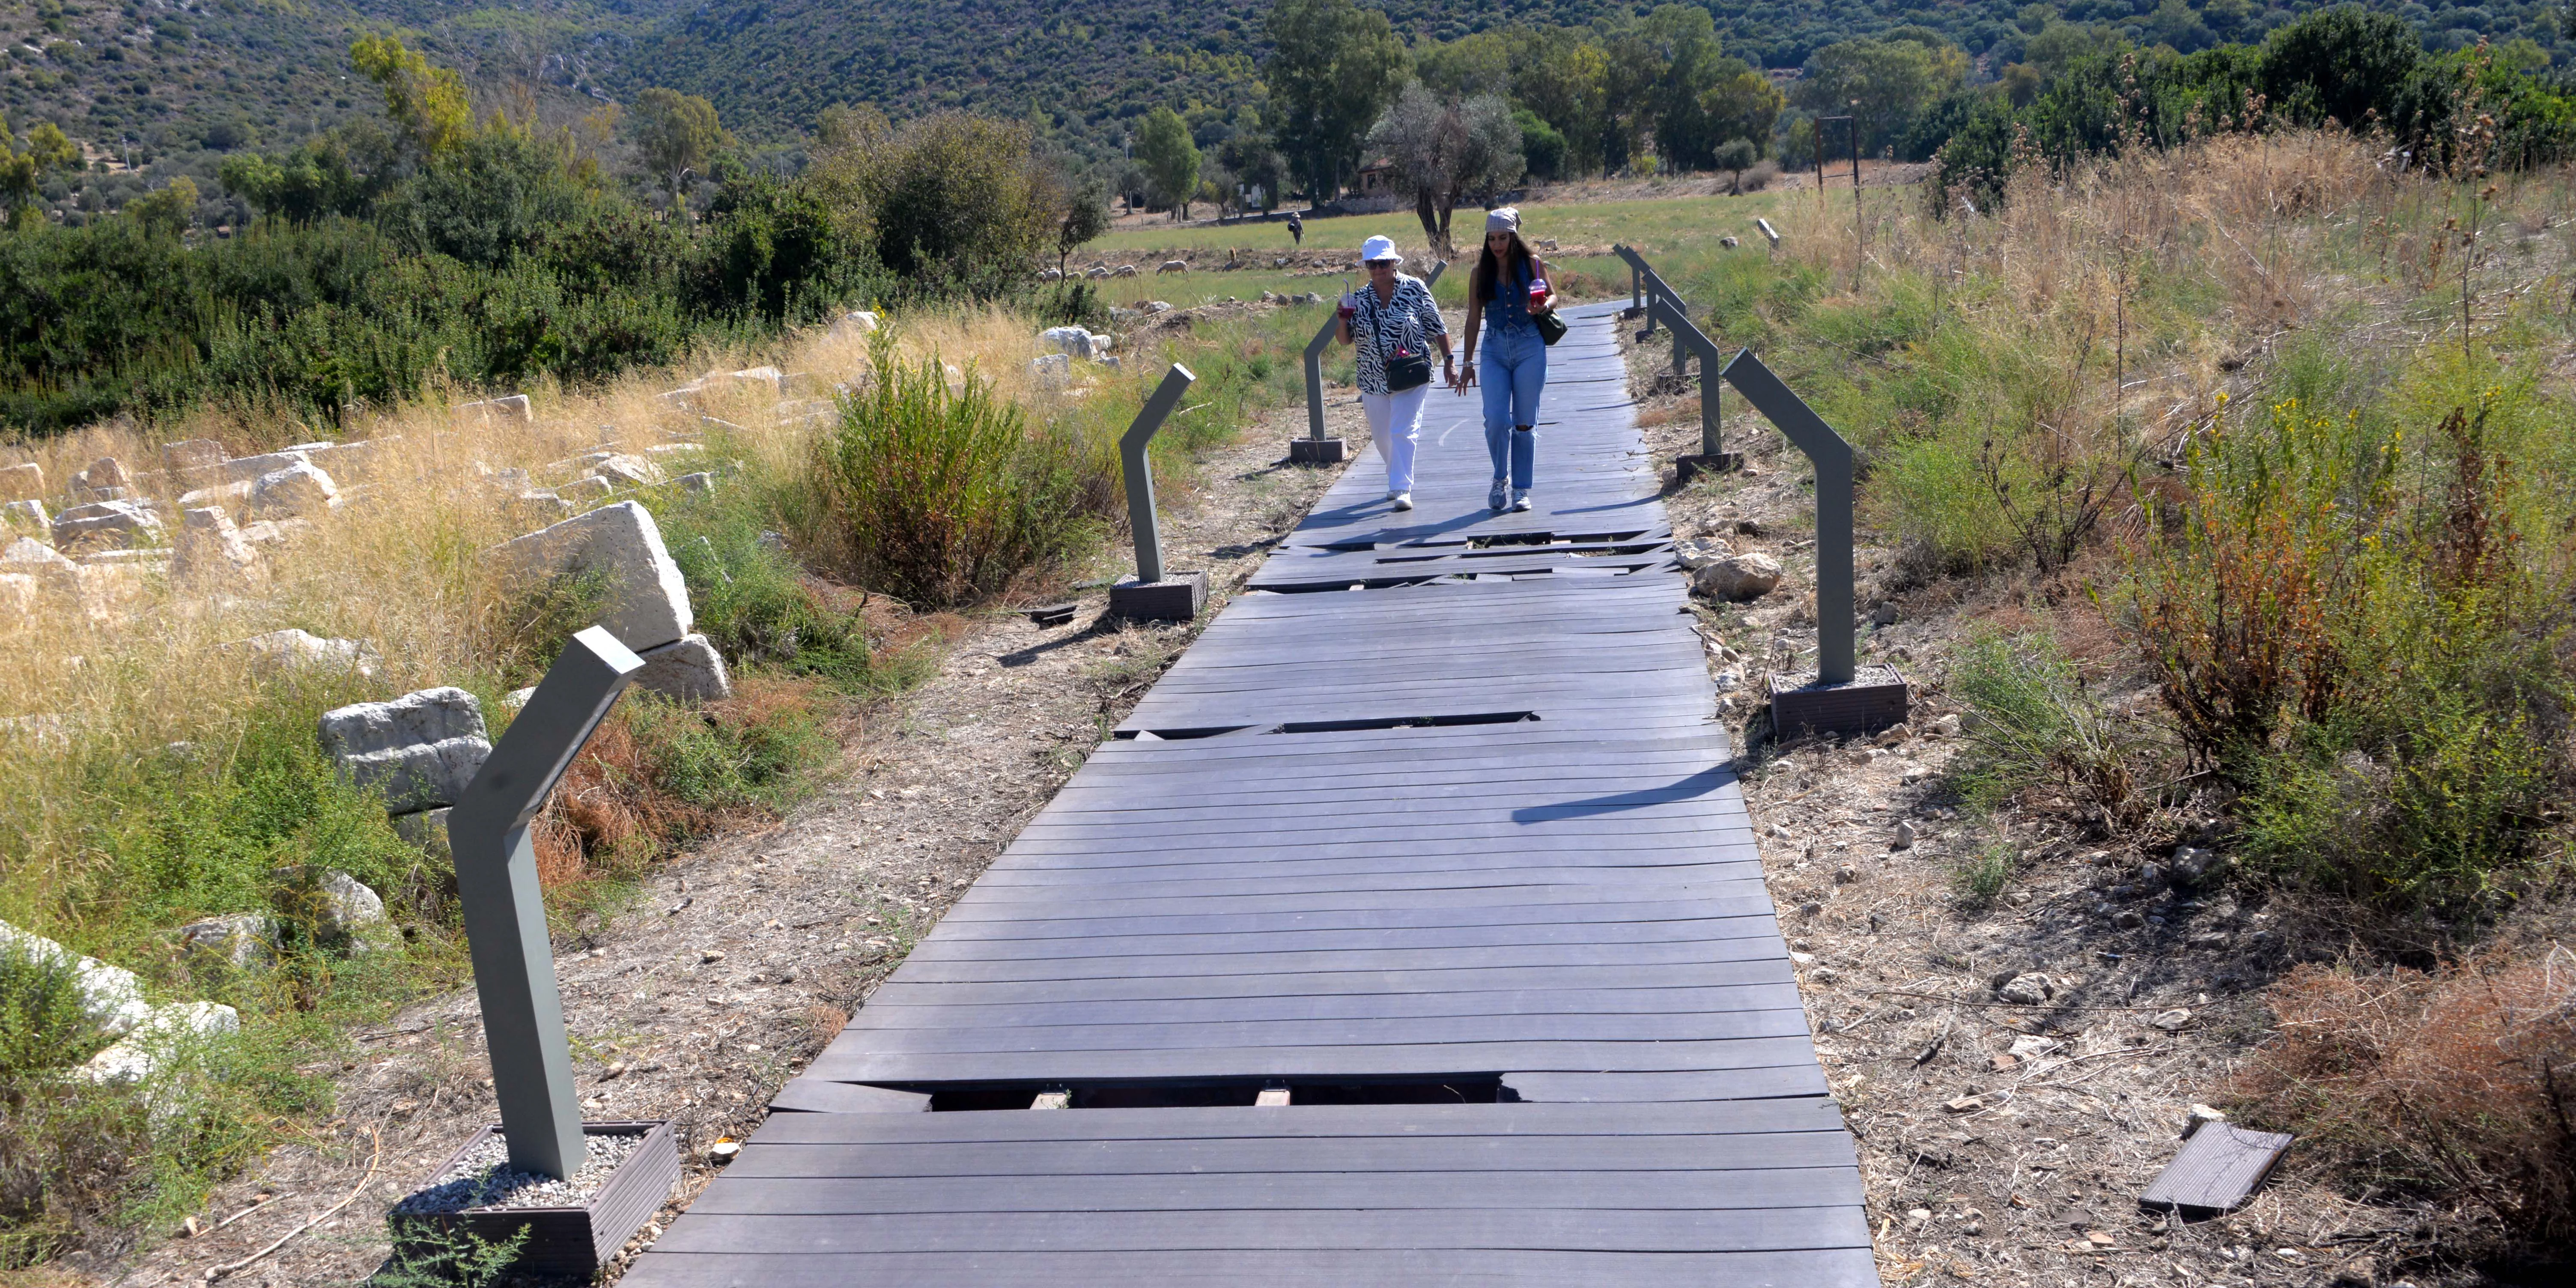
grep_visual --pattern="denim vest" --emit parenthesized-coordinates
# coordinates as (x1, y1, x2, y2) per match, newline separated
(1482, 259, 1536, 334)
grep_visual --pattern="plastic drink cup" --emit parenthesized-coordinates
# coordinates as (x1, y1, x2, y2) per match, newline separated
(1528, 277, 1549, 308)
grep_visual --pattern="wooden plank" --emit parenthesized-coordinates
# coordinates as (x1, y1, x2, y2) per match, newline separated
(2140, 1122, 2294, 1214)
(684, 1168, 1866, 1214)
(804, 1039, 1828, 1082)
(742, 1100, 1851, 1145)
(648, 1207, 1876, 1254)
(831, 1008, 1815, 1055)
(622, 1247, 1884, 1288)
(843, 984, 1805, 1031)
(897, 917, 1787, 963)
(765, 1079, 930, 1115)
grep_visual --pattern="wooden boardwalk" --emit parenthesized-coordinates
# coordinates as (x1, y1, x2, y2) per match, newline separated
(623, 303, 1876, 1286)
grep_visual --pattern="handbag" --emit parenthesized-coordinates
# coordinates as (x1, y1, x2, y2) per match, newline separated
(1523, 261, 1568, 346)
(1365, 288, 1433, 391)
(1383, 345, 1432, 392)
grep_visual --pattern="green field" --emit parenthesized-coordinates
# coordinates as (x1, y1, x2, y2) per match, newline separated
(1086, 187, 1817, 309)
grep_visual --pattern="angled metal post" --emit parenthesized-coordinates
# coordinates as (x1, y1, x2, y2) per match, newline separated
(1718, 349, 1857, 684)
(1122, 364, 1198, 585)
(1614, 245, 1658, 337)
(1647, 295, 1726, 461)
(1303, 262, 1441, 441)
(448, 626, 645, 1180)
(1301, 312, 1336, 442)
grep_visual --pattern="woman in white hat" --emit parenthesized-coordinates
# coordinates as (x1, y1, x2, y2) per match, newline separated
(1335, 233, 1452, 511)
(1454, 207, 1554, 512)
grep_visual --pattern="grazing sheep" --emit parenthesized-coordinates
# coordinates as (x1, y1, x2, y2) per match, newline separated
(1158, 259, 1188, 274)
(1719, 236, 1739, 249)
(1085, 266, 1112, 279)
(1038, 268, 1065, 281)
(1112, 264, 1141, 277)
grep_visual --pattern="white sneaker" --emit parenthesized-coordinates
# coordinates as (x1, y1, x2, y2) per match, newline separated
(1391, 492, 1413, 512)
(1511, 489, 1532, 512)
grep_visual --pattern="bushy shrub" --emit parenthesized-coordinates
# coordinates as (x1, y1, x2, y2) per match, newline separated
(810, 327, 1101, 606)
(649, 481, 918, 694)
(536, 677, 832, 882)
(1947, 632, 2143, 824)
(2139, 379, 2572, 912)
(0, 940, 105, 1078)
(2230, 954, 2576, 1262)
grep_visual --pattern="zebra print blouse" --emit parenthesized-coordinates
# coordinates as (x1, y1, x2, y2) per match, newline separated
(1348, 274, 1446, 396)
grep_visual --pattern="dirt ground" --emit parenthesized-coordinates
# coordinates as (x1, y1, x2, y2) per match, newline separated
(101, 394, 1374, 1288)
(1623, 333, 2435, 1287)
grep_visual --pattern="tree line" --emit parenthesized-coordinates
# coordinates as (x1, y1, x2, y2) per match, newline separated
(0, 39, 1101, 435)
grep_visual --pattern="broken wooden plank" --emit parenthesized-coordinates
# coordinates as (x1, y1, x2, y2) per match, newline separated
(2140, 1122, 2294, 1215)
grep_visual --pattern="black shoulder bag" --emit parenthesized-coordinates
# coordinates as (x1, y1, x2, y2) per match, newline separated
(1526, 262, 1568, 346)
(1368, 287, 1432, 392)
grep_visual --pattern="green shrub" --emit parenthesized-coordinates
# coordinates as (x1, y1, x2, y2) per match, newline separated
(651, 486, 891, 693)
(811, 326, 1103, 605)
(623, 689, 829, 814)
(2137, 363, 2575, 914)
(0, 939, 106, 1077)
(1950, 842, 2016, 907)
(1947, 631, 2143, 823)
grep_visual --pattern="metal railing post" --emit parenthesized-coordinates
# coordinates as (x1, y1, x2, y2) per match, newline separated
(1300, 313, 1335, 442)
(1122, 364, 1197, 585)
(448, 625, 645, 1180)
(1717, 349, 1857, 685)
(1302, 261, 1442, 443)
(1646, 295, 1726, 462)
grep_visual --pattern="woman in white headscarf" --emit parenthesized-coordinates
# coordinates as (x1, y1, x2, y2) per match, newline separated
(1335, 234, 1452, 512)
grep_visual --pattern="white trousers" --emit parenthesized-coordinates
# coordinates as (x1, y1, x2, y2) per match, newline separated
(1360, 385, 1427, 494)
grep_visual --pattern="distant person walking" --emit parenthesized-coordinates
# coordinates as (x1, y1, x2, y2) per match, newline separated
(1337, 234, 1452, 513)
(1287, 210, 1303, 246)
(1455, 208, 1556, 513)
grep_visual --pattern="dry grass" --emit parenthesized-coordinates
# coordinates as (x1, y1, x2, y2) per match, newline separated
(2230, 948, 2576, 1259)
(0, 302, 1131, 948)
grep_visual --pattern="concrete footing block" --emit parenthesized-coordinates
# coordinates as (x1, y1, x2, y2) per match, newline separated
(1287, 438, 1347, 465)
(1109, 570, 1208, 622)
(1770, 665, 1911, 741)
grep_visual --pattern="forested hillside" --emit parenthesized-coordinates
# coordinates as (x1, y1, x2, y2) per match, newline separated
(7, 0, 2573, 226)
(625, 0, 2576, 152)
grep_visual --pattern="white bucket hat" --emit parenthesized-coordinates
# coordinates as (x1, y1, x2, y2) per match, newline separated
(1359, 235, 1401, 264)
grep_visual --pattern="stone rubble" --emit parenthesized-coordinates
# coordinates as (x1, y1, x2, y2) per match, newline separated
(51, 499, 161, 552)
(318, 687, 493, 813)
(270, 867, 393, 950)
(635, 635, 734, 703)
(246, 460, 338, 520)
(494, 501, 693, 654)
(225, 628, 379, 679)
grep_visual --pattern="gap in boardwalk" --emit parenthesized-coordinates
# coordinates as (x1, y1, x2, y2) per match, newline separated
(1120, 712, 1540, 740)
(908, 1075, 1513, 1112)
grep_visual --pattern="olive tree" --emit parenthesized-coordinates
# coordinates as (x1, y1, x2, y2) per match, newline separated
(1365, 84, 1525, 258)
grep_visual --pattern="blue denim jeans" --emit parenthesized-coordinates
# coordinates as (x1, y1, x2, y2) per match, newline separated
(1480, 323, 1546, 489)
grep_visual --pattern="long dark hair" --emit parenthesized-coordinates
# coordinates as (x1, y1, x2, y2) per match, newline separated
(1468, 230, 1536, 308)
